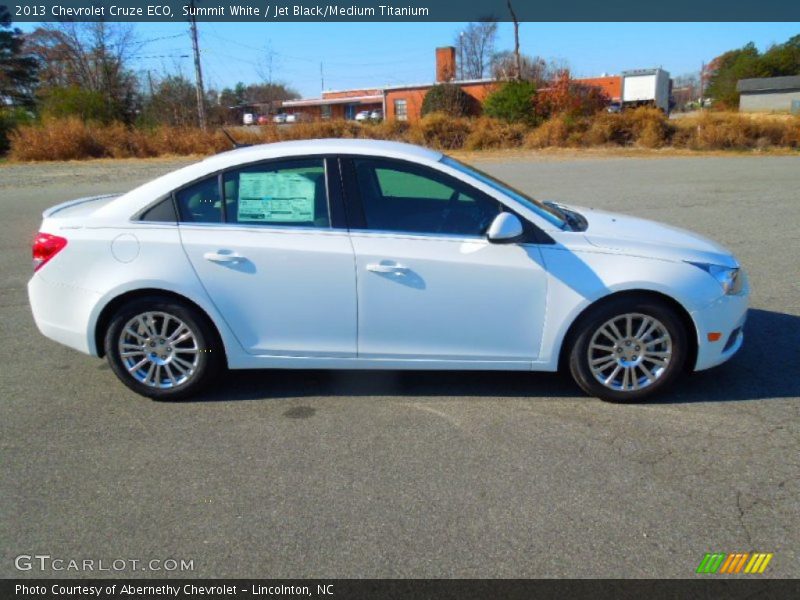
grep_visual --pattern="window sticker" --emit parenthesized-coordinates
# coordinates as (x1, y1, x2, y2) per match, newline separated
(237, 171, 317, 223)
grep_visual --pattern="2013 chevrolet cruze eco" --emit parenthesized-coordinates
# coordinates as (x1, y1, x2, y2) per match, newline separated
(28, 140, 749, 402)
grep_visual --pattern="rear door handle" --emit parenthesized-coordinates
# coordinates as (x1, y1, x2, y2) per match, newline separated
(204, 251, 244, 264)
(366, 262, 409, 275)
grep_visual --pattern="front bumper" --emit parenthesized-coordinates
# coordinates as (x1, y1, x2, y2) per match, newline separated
(28, 273, 101, 356)
(690, 288, 749, 371)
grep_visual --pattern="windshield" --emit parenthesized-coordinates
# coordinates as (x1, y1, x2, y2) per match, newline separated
(440, 156, 566, 229)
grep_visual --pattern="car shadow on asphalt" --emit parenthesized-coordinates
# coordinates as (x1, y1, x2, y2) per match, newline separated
(654, 308, 800, 405)
(185, 309, 799, 404)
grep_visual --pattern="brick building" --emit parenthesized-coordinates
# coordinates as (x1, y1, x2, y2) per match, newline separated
(575, 75, 622, 102)
(281, 47, 497, 123)
(280, 46, 620, 122)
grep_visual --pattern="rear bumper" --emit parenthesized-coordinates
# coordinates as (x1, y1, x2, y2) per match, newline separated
(691, 289, 749, 371)
(28, 273, 101, 356)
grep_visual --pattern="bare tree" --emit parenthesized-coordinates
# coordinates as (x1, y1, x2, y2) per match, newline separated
(491, 53, 565, 87)
(455, 21, 497, 80)
(25, 22, 141, 122)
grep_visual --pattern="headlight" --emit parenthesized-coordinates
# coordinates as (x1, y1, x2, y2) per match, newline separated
(686, 262, 744, 295)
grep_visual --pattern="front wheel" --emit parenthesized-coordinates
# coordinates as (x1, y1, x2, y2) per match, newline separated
(104, 297, 222, 400)
(568, 297, 689, 402)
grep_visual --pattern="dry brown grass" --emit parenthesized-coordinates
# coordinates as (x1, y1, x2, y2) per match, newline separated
(8, 110, 800, 161)
(463, 117, 527, 150)
(674, 112, 800, 150)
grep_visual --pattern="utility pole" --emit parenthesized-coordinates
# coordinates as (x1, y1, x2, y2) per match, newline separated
(459, 31, 464, 80)
(189, 0, 207, 130)
(507, 0, 522, 81)
(699, 61, 705, 110)
(320, 61, 324, 92)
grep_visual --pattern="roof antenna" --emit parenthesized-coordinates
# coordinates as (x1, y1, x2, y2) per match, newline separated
(221, 128, 251, 149)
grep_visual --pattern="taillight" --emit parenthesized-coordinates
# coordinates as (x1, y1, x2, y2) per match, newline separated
(32, 232, 68, 272)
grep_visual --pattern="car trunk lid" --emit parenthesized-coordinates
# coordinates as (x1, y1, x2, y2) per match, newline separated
(43, 194, 122, 220)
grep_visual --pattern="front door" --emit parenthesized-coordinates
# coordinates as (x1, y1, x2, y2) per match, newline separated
(345, 157, 548, 362)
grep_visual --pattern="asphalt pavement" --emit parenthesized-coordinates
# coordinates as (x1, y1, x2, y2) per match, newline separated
(1, 154, 798, 578)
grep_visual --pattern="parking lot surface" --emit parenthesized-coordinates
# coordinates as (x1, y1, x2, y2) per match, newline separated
(1, 154, 798, 578)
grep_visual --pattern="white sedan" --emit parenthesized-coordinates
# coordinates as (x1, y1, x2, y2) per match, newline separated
(28, 139, 749, 402)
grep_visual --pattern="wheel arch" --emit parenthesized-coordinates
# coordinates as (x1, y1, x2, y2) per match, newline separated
(94, 288, 227, 364)
(557, 289, 698, 373)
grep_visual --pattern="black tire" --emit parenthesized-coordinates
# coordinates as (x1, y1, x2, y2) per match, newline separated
(104, 296, 222, 400)
(568, 295, 689, 402)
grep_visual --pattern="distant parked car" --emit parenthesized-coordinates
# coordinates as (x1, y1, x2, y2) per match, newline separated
(242, 113, 255, 125)
(607, 102, 621, 114)
(257, 115, 270, 125)
(354, 110, 371, 122)
(370, 110, 383, 121)
(272, 113, 287, 124)
(28, 139, 748, 402)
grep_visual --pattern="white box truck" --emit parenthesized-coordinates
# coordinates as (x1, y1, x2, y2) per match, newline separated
(621, 69, 672, 113)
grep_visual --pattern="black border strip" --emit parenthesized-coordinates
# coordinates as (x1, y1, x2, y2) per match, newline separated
(4, 579, 800, 600)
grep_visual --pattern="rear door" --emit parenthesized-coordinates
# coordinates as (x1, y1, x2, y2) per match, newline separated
(177, 157, 357, 357)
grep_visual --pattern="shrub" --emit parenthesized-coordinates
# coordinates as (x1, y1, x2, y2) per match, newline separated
(361, 118, 412, 142)
(525, 114, 587, 148)
(10, 117, 105, 160)
(584, 113, 632, 146)
(0, 107, 34, 155)
(483, 81, 538, 125)
(8, 111, 800, 161)
(40, 87, 120, 124)
(421, 84, 477, 118)
(623, 107, 673, 148)
(584, 108, 672, 148)
(533, 71, 610, 120)
(463, 117, 527, 150)
(688, 112, 752, 150)
(412, 112, 472, 149)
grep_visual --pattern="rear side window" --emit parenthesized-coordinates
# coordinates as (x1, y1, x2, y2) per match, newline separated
(139, 196, 177, 223)
(223, 158, 329, 228)
(175, 176, 221, 223)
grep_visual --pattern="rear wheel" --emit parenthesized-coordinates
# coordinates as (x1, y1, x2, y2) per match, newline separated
(568, 296, 689, 402)
(104, 297, 221, 400)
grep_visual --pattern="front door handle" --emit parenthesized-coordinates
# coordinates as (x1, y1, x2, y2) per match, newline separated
(204, 251, 244, 264)
(366, 262, 409, 275)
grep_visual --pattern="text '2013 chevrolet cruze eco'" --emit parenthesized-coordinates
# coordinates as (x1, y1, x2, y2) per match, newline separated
(28, 139, 749, 402)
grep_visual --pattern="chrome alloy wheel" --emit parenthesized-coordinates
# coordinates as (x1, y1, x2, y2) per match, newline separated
(118, 311, 200, 388)
(587, 312, 673, 392)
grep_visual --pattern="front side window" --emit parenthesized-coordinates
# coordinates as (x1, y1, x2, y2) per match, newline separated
(223, 159, 330, 228)
(440, 156, 566, 229)
(353, 158, 499, 236)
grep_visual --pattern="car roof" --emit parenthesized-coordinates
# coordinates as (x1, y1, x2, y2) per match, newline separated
(100, 139, 444, 219)
(206, 139, 442, 167)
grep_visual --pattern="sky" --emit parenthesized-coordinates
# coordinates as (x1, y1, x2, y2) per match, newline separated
(19, 22, 800, 98)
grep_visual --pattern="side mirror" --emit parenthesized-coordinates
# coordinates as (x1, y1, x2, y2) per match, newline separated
(486, 212, 524, 243)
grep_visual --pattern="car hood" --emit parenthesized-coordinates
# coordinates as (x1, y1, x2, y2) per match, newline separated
(567, 206, 739, 268)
